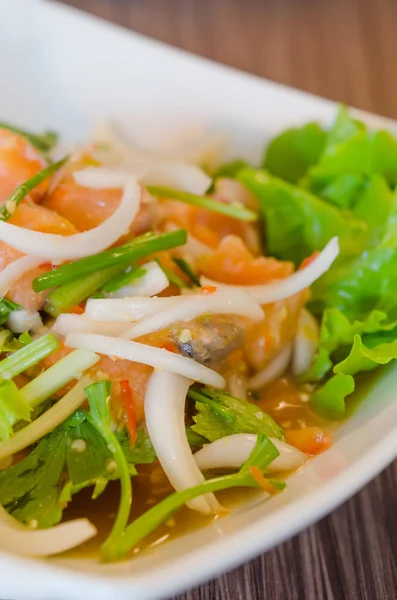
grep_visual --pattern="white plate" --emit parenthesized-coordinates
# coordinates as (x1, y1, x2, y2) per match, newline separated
(1, 1, 397, 599)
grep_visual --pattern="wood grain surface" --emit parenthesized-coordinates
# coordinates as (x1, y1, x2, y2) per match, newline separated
(55, 1, 397, 598)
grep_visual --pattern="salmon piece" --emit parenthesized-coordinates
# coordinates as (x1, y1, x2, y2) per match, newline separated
(0, 128, 47, 204)
(43, 342, 151, 425)
(44, 175, 155, 239)
(158, 199, 261, 254)
(0, 202, 78, 311)
(198, 235, 293, 285)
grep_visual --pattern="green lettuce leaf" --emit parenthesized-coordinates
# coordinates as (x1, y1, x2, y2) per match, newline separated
(334, 334, 397, 376)
(188, 386, 284, 442)
(239, 168, 365, 265)
(305, 308, 397, 418)
(315, 173, 364, 209)
(213, 159, 249, 180)
(303, 308, 396, 382)
(309, 106, 397, 186)
(262, 122, 326, 184)
(310, 374, 355, 420)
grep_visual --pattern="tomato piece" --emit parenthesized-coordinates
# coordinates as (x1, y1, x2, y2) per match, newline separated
(285, 427, 332, 455)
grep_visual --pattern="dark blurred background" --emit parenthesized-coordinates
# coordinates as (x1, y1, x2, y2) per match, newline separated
(57, 0, 397, 119)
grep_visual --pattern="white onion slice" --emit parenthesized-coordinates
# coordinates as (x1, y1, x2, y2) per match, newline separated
(140, 162, 211, 195)
(51, 314, 127, 337)
(0, 255, 45, 298)
(201, 237, 339, 305)
(0, 506, 96, 557)
(73, 167, 129, 189)
(0, 179, 140, 260)
(105, 261, 169, 299)
(292, 309, 320, 376)
(248, 343, 293, 391)
(85, 296, 182, 322)
(7, 309, 42, 333)
(74, 162, 211, 195)
(145, 371, 220, 514)
(194, 434, 307, 473)
(123, 289, 264, 340)
(65, 333, 226, 388)
(92, 119, 227, 168)
(227, 372, 248, 401)
(0, 376, 92, 461)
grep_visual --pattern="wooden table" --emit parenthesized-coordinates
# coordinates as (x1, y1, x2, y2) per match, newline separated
(56, 1, 397, 598)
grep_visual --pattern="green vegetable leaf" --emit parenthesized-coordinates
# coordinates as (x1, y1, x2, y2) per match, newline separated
(0, 379, 32, 441)
(263, 122, 326, 184)
(213, 159, 249, 180)
(239, 168, 365, 264)
(185, 426, 207, 448)
(334, 334, 397, 376)
(310, 374, 355, 420)
(188, 386, 284, 442)
(302, 308, 394, 381)
(308, 106, 397, 187)
(0, 413, 155, 529)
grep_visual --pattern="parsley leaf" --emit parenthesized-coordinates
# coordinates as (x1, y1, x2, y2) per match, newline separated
(0, 414, 155, 528)
(188, 386, 284, 442)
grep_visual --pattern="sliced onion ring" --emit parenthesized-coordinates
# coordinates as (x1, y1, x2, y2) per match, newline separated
(65, 333, 226, 388)
(194, 433, 307, 473)
(105, 261, 169, 299)
(74, 162, 211, 196)
(145, 371, 220, 514)
(0, 178, 140, 260)
(201, 237, 339, 305)
(85, 296, 183, 322)
(0, 506, 96, 557)
(248, 343, 293, 391)
(292, 309, 320, 376)
(7, 309, 42, 333)
(123, 289, 264, 340)
(51, 314, 127, 337)
(0, 255, 45, 298)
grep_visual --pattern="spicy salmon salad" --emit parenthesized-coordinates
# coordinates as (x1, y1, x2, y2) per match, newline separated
(0, 106, 395, 561)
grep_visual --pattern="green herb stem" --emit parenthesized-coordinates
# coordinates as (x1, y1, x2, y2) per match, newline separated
(21, 348, 99, 408)
(172, 257, 201, 287)
(103, 471, 255, 561)
(0, 299, 20, 326)
(0, 157, 68, 221)
(146, 186, 258, 222)
(0, 122, 58, 156)
(0, 333, 58, 380)
(33, 230, 187, 292)
(102, 266, 147, 294)
(84, 381, 132, 556)
(155, 258, 187, 289)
